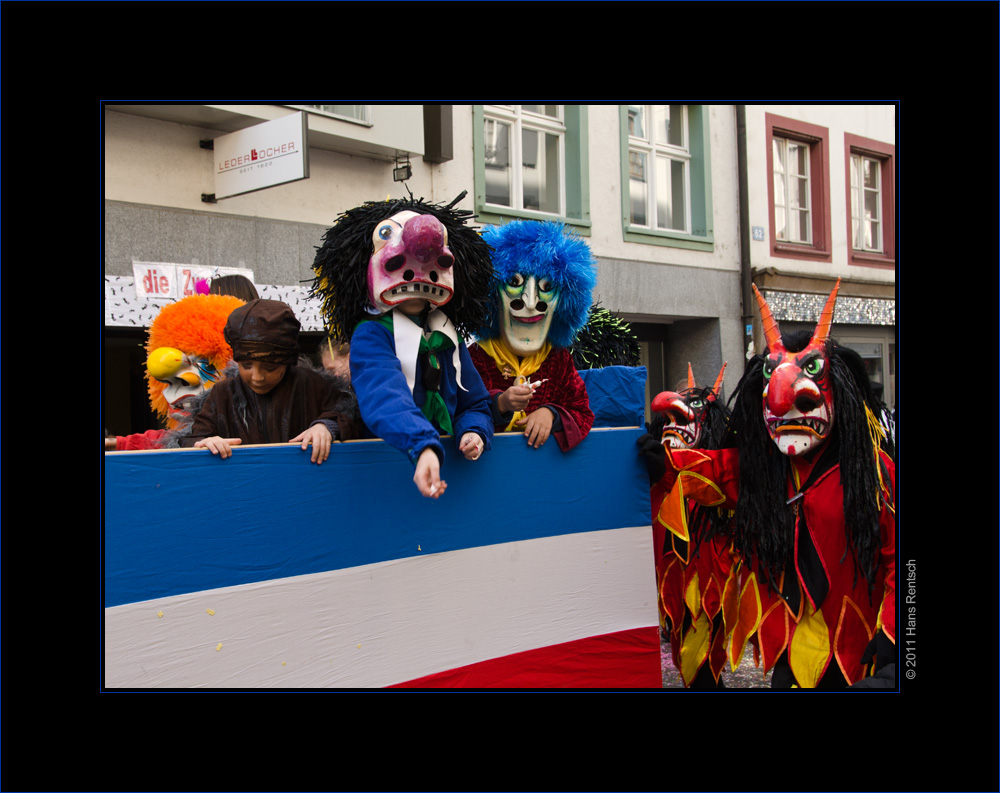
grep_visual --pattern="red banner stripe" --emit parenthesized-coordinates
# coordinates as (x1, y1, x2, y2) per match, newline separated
(390, 626, 661, 689)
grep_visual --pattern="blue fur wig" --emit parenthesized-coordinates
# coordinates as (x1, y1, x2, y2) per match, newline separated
(478, 220, 597, 349)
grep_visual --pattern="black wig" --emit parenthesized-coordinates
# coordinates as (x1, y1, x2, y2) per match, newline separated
(310, 194, 497, 342)
(726, 331, 890, 599)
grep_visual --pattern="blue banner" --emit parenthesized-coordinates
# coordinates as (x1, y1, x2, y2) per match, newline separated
(104, 428, 648, 608)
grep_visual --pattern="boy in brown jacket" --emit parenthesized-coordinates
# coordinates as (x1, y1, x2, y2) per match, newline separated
(181, 299, 359, 463)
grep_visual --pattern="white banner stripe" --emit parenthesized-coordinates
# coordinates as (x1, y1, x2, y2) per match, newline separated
(105, 525, 656, 688)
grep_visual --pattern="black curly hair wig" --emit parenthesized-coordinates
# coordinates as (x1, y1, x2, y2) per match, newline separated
(310, 193, 497, 342)
(726, 331, 891, 601)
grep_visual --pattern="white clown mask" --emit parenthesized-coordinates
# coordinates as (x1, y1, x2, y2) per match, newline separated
(499, 273, 558, 356)
(367, 210, 455, 314)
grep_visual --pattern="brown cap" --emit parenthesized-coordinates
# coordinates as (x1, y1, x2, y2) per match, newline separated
(224, 299, 300, 365)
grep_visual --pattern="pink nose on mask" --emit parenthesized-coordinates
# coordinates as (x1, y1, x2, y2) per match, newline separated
(402, 214, 449, 264)
(369, 212, 455, 310)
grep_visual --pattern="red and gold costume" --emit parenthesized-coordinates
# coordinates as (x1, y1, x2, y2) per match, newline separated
(649, 364, 737, 687)
(662, 444, 895, 687)
(658, 280, 896, 688)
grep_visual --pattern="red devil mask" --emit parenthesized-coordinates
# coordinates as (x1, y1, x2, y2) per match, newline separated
(754, 279, 840, 458)
(651, 362, 727, 449)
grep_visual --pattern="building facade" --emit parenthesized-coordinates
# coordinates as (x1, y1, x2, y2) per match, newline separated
(742, 104, 896, 408)
(103, 103, 895, 437)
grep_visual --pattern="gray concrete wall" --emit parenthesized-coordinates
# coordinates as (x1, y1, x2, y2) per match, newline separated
(594, 256, 739, 320)
(593, 255, 744, 396)
(105, 200, 327, 287)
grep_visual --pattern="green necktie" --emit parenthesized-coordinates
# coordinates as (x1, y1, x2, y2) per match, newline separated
(366, 313, 454, 436)
(418, 330, 454, 436)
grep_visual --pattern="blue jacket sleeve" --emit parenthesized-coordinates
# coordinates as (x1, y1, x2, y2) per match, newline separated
(350, 321, 444, 465)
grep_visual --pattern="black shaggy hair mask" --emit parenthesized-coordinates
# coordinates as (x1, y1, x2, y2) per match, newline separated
(310, 194, 497, 342)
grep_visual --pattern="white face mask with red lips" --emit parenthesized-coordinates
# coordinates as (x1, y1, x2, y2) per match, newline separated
(498, 273, 559, 356)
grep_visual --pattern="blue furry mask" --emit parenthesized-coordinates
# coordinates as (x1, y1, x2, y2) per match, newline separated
(478, 220, 597, 351)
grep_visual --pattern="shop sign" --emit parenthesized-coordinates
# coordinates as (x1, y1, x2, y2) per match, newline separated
(132, 262, 254, 300)
(214, 112, 309, 199)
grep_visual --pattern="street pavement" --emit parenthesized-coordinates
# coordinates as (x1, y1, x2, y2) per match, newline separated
(660, 633, 774, 689)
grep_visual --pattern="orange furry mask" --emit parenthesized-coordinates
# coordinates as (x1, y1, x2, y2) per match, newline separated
(146, 294, 245, 425)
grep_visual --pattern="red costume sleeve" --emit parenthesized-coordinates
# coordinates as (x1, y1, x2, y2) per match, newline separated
(116, 429, 167, 450)
(536, 348, 594, 451)
(660, 447, 741, 509)
(469, 345, 594, 451)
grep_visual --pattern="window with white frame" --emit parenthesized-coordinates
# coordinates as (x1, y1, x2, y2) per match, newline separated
(850, 152, 882, 252)
(843, 132, 894, 267)
(626, 105, 690, 233)
(620, 104, 713, 251)
(483, 105, 565, 216)
(295, 104, 371, 125)
(772, 135, 812, 244)
(765, 114, 831, 261)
